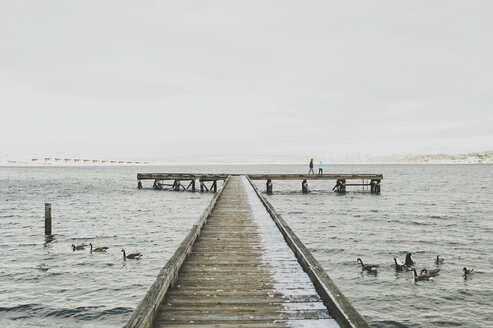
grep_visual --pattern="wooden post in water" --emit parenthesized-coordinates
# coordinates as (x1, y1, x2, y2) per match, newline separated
(371, 179, 381, 194)
(266, 179, 273, 195)
(45, 203, 52, 235)
(191, 180, 196, 191)
(213, 180, 217, 193)
(137, 180, 142, 189)
(302, 179, 309, 193)
(336, 179, 346, 193)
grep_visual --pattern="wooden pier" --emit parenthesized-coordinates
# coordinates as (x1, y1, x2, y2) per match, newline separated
(137, 173, 383, 194)
(125, 176, 369, 328)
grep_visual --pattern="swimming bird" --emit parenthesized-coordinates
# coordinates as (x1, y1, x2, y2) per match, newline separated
(394, 257, 405, 271)
(90, 243, 109, 253)
(435, 255, 444, 264)
(413, 268, 433, 282)
(405, 252, 415, 266)
(72, 244, 85, 251)
(122, 249, 142, 261)
(37, 264, 50, 271)
(463, 267, 474, 276)
(421, 268, 440, 277)
(357, 258, 378, 272)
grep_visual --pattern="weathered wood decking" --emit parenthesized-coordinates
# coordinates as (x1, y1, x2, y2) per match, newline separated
(125, 176, 369, 328)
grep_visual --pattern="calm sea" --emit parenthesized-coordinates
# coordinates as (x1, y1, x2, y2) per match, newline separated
(1, 165, 492, 327)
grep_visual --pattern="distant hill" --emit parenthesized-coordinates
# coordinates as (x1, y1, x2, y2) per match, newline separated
(397, 151, 493, 164)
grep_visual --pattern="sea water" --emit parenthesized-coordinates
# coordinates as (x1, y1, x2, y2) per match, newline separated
(1, 164, 492, 327)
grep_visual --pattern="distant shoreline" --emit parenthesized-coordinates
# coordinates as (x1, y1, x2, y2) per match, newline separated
(1, 161, 492, 167)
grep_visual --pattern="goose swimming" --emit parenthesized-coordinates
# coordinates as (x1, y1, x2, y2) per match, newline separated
(413, 268, 433, 282)
(357, 258, 378, 272)
(435, 255, 444, 264)
(394, 257, 405, 271)
(405, 252, 415, 266)
(122, 249, 142, 260)
(72, 244, 85, 251)
(421, 268, 440, 277)
(463, 267, 474, 276)
(90, 243, 109, 253)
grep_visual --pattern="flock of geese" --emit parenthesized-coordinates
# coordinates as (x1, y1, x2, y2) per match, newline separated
(357, 253, 475, 282)
(71, 243, 142, 261)
(71, 244, 477, 280)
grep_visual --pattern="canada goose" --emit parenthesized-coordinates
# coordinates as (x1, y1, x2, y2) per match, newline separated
(37, 264, 50, 271)
(122, 249, 142, 260)
(463, 267, 474, 275)
(421, 268, 440, 277)
(435, 255, 444, 264)
(405, 253, 415, 266)
(394, 257, 405, 271)
(72, 244, 85, 251)
(357, 258, 378, 272)
(413, 268, 433, 282)
(90, 243, 109, 253)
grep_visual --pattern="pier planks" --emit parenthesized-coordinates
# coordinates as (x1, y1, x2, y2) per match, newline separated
(125, 176, 369, 328)
(152, 176, 336, 327)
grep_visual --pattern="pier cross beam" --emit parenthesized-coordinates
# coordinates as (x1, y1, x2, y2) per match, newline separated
(137, 173, 383, 193)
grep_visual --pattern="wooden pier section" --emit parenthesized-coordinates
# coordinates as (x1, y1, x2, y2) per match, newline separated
(125, 176, 369, 328)
(137, 173, 383, 193)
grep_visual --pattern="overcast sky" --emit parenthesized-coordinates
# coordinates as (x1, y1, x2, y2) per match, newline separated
(1, 1, 492, 160)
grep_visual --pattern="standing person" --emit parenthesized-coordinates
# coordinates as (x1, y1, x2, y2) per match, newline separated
(308, 158, 314, 174)
(318, 161, 323, 174)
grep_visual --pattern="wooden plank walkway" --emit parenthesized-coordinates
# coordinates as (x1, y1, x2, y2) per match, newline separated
(153, 176, 337, 327)
(125, 175, 369, 328)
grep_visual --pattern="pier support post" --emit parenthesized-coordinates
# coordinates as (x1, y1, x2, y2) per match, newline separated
(266, 179, 273, 195)
(302, 179, 309, 193)
(45, 203, 52, 235)
(137, 180, 142, 189)
(191, 180, 196, 191)
(153, 180, 163, 190)
(371, 180, 381, 194)
(213, 180, 217, 193)
(200, 180, 205, 192)
(174, 180, 181, 191)
(334, 179, 346, 193)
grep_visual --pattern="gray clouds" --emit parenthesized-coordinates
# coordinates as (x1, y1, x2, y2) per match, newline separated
(1, 1, 492, 159)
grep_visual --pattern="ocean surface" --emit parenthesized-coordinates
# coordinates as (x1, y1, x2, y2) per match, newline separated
(1, 164, 492, 327)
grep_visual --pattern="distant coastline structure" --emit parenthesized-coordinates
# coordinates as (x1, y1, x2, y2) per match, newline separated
(0, 157, 150, 165)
